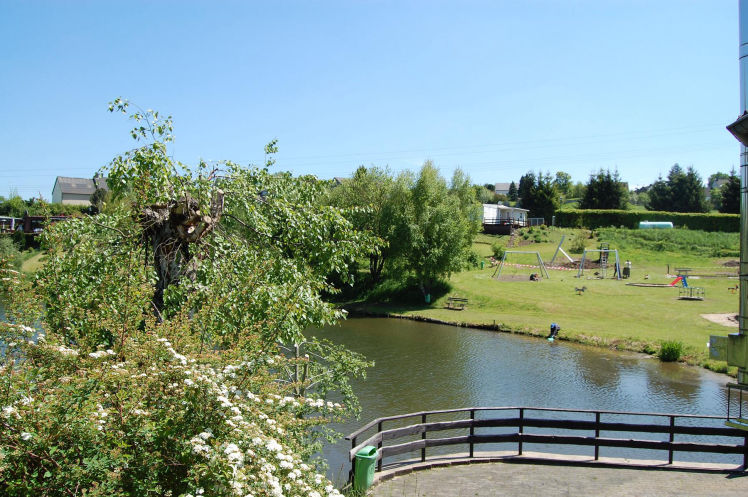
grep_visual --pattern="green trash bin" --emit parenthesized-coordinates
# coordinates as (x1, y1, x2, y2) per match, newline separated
(480, 260, 485, 269)
(354, 445, 378, 492)
(425, 293, 431, 304)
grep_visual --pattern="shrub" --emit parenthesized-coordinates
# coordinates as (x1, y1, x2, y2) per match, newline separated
(491, 241, 505, 260)
(0, 237, 22, 270)
(658, 340, 683, 362)
(569, 231, 588, 253)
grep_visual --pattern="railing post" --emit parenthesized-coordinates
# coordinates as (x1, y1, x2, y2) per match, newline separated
(594, 412, 600, 461)
(668, 416, 675, 465)
(421, 413, 427, 462)
(469, 409, 475, 458)
(743, 433, 748, 470)
(377, 421, 383, 472)
(349, 436, 357, 484)
(518, 408, 524, 456)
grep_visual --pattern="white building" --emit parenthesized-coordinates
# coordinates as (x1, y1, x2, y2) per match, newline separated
(482, 204, 529, 234)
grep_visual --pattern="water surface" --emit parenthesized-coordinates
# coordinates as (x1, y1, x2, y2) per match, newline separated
(310, 318, 734, 480)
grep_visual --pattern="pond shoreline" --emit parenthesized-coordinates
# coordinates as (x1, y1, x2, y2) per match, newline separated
(342, 304, 734, 377)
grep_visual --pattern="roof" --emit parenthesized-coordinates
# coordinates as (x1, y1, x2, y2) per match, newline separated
(494, 182, 512, 191)
(53, 176, 108, 195)
(483, 203, 529, 212)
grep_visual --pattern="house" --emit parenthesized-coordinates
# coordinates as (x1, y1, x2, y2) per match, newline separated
(482, 204, 529, 234)
(51, 176, 108, 205)
(494, 183, 512, 196)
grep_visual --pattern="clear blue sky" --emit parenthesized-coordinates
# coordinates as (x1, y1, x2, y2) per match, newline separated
(0, 0, 741, 199)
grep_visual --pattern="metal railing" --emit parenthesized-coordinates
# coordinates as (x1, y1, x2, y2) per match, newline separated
(345, 407, 748, 483)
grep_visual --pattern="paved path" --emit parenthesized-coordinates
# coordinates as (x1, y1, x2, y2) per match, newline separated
(371, 462, 748, 497)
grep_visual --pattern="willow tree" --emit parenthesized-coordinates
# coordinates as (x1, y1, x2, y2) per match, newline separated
(0, 100, 373, 496)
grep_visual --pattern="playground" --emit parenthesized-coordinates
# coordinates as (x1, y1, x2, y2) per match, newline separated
(357, 227, 740, 372)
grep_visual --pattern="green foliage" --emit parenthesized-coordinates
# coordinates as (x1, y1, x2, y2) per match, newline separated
(329, 163, 479, 298)
(507, 181, 518, 201)
(0, 101, 372, 496)
(718, 170, 740, 214)
(646, 164, 708, 213)
(518, 171, 560, 221)
(0, 195, 87, 218)
(491, 241, 505, 259)
(569, 230, 589, 253)
(0, 237, 22, 270)
(579, 169, 628, 210)
(658, 340, 683, 362)
(553, 171, 572, 197)
(595, 227, 738, 257)
(555, 209, 738, 232)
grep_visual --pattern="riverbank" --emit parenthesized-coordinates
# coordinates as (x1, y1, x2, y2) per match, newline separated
(343, 229, 740, 375)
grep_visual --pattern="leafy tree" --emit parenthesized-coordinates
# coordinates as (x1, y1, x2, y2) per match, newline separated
(483, 183, 495, 191)
(519, 171, 560, 222)
(326, 165, 395, 283)
(0, 100, 373, 496)
(517, 172, 536, 204)
(554, 171, 572, 197)
(708, 171, 730, 189)
(570, 181, 586, 199)
(718, 168, 740, 214)
(579, 168, 628, 210)
(403, 162, 478, 296)
(507, 181, 518, 201)
(474, 184, 495, 204)
(646, 164, 707, 213)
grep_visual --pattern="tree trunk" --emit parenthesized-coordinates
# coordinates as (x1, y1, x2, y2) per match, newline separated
(141, 190, 224, 317)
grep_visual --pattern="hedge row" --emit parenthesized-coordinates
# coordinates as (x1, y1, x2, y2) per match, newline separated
(554, 209, 739, 232)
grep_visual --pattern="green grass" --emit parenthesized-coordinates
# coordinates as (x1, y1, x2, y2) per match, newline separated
(21, 250, 46, 273)
(355, 227, 739, 371)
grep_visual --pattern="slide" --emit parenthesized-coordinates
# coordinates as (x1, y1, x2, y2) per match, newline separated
(669, 277, 683, 287)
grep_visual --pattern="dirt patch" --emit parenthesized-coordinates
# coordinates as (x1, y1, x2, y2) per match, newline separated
(701, 313, 739, 327)
(722, 260, 739, 267)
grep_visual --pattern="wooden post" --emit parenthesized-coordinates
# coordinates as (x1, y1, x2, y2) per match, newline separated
(350, 436, 357, 484)
(421, 413, 427, 462)
(668, 416, 675, 465)
(469, 410, 475, 458)
(594, 412, 600, 461)
(377, 421, 383, 471)
(518, 408, 524, 456)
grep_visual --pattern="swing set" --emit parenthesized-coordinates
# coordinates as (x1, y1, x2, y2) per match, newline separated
(493, 250, 550, 280)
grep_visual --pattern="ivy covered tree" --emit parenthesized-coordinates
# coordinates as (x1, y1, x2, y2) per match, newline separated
(579, 168, 628, 210)
(0, 100, 374, 496)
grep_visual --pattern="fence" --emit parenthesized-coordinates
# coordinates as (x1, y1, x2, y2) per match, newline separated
(345, 407, 747, 484)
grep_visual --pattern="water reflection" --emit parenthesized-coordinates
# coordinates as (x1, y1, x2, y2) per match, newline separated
(309, 318, 732, 480)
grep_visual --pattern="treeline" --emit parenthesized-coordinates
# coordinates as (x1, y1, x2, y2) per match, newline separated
(0, 194, 89, 218)
(491, 163, 740, 225)
(326, 161, 481, 299)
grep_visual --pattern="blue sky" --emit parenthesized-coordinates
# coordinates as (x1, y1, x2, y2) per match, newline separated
(0, 0, 741, 199)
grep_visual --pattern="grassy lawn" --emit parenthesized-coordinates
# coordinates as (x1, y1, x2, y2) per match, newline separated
(21, 250, 46, 273)
(356, 227, 739, 372)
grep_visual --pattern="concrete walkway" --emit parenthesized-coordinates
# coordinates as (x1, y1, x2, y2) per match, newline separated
(370, 462, 748, 497)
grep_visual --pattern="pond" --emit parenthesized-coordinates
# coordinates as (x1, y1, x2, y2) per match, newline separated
(311, 318, 735, 482)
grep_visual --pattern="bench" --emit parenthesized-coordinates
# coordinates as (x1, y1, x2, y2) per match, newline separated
(446, 297, 468, 310)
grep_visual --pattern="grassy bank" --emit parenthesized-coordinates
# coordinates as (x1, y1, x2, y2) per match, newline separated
(348, 227, 739, 373)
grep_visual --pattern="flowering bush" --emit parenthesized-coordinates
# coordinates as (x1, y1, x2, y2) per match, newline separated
(0, 101, 374, 496)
